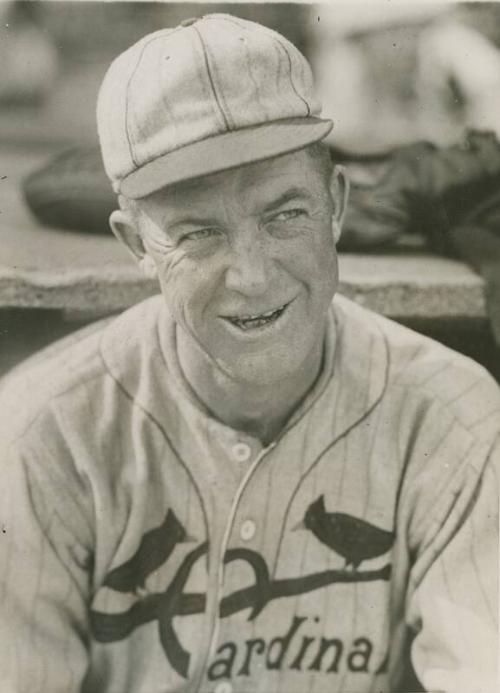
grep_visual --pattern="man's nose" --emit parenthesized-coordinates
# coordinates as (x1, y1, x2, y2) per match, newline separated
(224, 232, 271, 296)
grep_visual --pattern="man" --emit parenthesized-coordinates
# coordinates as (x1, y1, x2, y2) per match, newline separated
(0, 14, 498, 693)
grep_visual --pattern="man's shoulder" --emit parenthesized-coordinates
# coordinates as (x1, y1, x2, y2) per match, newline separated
(0, 319, 106, 445)
(378, 310, 499, 427)
(334, 295, 500, 438)
(0, 295, 164, 448)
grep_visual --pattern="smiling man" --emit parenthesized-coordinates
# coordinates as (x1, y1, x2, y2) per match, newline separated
(0, 14, 498, 693)
(111, 144, 344, 444)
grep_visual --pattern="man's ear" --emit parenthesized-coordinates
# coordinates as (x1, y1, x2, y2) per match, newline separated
(109, 209, 157, 278)
(330, 165, 350, 245)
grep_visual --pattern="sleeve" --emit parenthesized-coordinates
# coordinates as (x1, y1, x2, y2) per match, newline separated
(0, 438, 94, 693)
(405, 438, 499, 693)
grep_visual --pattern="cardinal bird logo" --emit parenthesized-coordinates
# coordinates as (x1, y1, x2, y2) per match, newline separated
(103, 508, 195, 593)
(300, 495, 395, 569)
(92, 502, 393, 678)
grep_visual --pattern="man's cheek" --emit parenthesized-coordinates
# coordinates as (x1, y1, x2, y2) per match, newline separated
(158, 268, 186, 309)
(153, 246, 197, 295)
(153, 246, 186, 275)
(158, 263, 202, 322)
(287, 234, 336, 277)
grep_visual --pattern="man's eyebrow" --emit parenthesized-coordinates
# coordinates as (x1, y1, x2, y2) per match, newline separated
(161, 213, 221, 232)
(263, 187, 316, 213)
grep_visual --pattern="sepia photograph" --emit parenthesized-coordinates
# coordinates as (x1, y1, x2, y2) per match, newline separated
(0, 1, 498, 691)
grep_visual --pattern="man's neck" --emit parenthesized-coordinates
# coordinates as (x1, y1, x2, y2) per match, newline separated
(176, 329, 325, 446)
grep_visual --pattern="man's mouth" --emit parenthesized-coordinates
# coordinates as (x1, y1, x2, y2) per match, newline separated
(223, 303, 288, 331)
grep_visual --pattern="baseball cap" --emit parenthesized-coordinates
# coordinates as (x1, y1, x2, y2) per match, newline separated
(97, 13, 333, 199)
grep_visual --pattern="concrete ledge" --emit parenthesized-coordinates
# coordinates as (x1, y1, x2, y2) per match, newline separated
(0, 146, 487, 320)
(338, 253, 485, 320)
(0, 253, 486, 321)
(0, 266, 157, 313)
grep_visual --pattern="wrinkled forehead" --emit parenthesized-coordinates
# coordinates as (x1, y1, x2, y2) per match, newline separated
(136, 147, 331, 226)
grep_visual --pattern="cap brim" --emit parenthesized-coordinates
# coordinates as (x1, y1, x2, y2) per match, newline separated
(120, 117, 333, 199)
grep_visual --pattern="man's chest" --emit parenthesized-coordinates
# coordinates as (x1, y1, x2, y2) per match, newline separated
(86, 415, 404, 693)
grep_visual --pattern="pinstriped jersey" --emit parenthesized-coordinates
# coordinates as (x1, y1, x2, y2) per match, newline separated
(0, 294, 498, 693)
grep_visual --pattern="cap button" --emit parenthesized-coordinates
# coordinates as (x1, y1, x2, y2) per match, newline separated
(180, 17, 199, 27)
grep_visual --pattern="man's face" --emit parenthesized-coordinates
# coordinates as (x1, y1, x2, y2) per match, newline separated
(131, 148, 343, 385)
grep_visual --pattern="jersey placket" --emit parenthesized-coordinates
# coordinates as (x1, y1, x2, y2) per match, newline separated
(200, 439, 277, 692)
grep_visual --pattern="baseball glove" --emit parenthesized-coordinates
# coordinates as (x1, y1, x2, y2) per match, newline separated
(23, 145, 116, 234)
(336, 131, 500, 344)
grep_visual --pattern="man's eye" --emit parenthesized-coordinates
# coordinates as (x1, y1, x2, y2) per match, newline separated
(180, 228, 221, 243)
(272, 208, 307, 222)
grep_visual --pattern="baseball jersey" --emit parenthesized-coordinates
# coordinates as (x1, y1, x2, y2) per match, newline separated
(0, 294, 498, 693)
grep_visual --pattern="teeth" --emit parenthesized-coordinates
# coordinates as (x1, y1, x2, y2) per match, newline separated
(240, 305, 285, 321)
(243, 307, 279, 320)
(228, 304, 287, 330)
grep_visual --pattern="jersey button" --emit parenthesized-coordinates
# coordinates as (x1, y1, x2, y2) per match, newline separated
(232, 442, 251, 462)
(240, 519, 256, 541)
(214, 683, 232, 693)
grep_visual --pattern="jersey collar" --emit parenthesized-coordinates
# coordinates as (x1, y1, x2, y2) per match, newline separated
(100, 293, 389, 451)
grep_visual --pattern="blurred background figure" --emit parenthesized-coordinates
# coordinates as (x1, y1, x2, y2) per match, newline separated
(416, 3, 500, 143)
(308, 3, 447, 152)
(308, 2, 500, 151)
